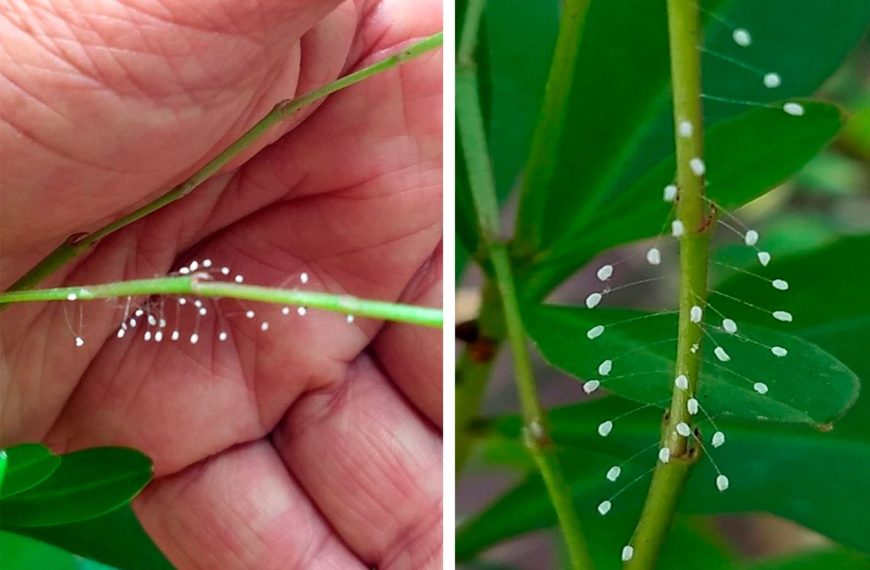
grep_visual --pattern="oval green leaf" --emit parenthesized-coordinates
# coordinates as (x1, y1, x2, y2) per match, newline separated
(486, 0, 559, 198)
(525, 304, 859, 425)
(0, 443, 61, 499)
(0, 447, 153, 527)
(456, 0, 559, 280)
(521, 102, 844, 297)
(12, 505, 173, 570)
(717, 234, 870, 330)
(0, 531, 77, 570)
(459, 393, 870, 558)
(513, 0, 868, 265)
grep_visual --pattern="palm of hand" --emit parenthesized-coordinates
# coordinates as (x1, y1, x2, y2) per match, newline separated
(0, 1, 442, 568)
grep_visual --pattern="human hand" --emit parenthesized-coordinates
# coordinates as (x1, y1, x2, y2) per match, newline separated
(0, 1, 442, 568)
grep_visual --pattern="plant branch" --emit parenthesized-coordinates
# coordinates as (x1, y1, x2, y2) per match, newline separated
(0, 275, 442, 328)
(454, 0, 503, 475)
(456, 0, 499, 242)
(456, 281, 503, 473)
(454, 347, 496, 471)
(4, 33, 444, 295)
(625, 1, 709, 567)
(514, 0, 592, 251)
(457, 2, 593, 567)
(490, 244, 592, 570)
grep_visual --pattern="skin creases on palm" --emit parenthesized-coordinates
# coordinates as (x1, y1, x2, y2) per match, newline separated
(0, 0, 443, 568)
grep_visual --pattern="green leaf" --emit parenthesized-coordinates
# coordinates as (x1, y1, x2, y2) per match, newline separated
(0, 531, 77, 569)
(456, 0, 559, 280)
(461, 241, 870, 559)
(456, 240, 470, 286)
(12, 505, 173, 570)
(0, 443, 61, 499)
(519, 102, 845, 297)
(525, 304, 859, 425)
(458, 452, 735, 570)
(615, 1, 869, 187)
(513, 0, 674, 251)
(456, 117, 477, 280)
(78, 560, 122, 570)
(716, 234, 870, 405)
(573, 514, 737, 570)
(716, 234, 870, 330)
(0, 449, 6, 494)
(485, 0, 559, 198)
(458, 393, 870, 558)
(0, 447, 153, 527)
(658, 518, 735, 570)
(513, 0, 869, 264)
(455, 0, 484, 281)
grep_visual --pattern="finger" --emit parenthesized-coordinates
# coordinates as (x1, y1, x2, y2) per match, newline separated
(0, 0, 350, 255)
(112, 0, 444, 268)
(274, 355, 442, 569)
(42, 171, 432, 472)
(2, 0, 441, 283)
(351, 0, 443, 61)
(43, 256, 367, 475)
(135, 439, 366, 570)
(372, 244, 443, 427)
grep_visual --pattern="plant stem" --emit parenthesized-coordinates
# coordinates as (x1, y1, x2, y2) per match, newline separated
(626, 1, 709, 567)
(454, 0, 504, 474)
(624, 455, 694, 569)
(457, 2, 593, 567)
(514, 0, 591, 251)
(0, 276, 442, 328)
(491, 244, 591, 570)
(456, 0, 499, 243)
(455, 281, 503, 473)
(4, 33, 444, 295)
(454, 346, 495, 471)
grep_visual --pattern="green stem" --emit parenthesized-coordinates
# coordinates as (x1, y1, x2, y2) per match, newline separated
(624, 456, 694, 569)
(456, 0, 499, 243)
(0, 276, 442, 328)
(4, 33, 444, 295)
(456, 281, 503, 473)
(625, 1, 710, 567)
(491, 246, 591, 570)
(457, 2, 592, 567)
(454, 347, 495, 471)
(514, 0, 592, 251)
(453, 0, 503, 474)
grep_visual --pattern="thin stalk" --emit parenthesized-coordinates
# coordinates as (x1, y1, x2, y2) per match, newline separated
(454, 0, 503, 474)
(456, 0, 594, 473)
(455, 347, 496, 471)
(4, 33, 444, 295)
(514, 0, 592, 250)
(625, 1, 709, 568)
(491, 244, 591, 570)
(456, 0, 499, 242)
(0, 276, 442, 328)
(456, 281, 503, 473)
(457, 1, 592, 567)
